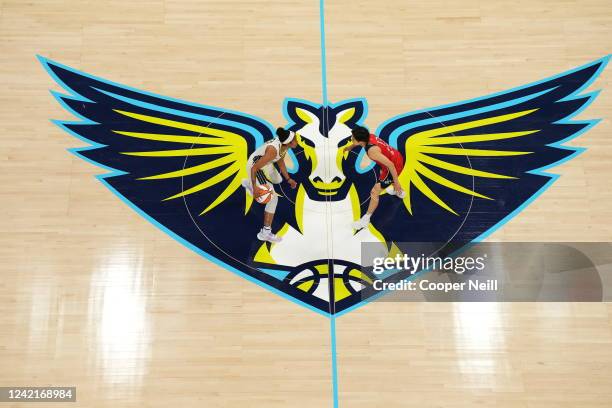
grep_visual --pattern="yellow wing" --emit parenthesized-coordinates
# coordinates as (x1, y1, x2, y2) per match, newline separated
(41, 56, 275, 216)
(115, 109, 252, 214)
(399, 109, 536, 215)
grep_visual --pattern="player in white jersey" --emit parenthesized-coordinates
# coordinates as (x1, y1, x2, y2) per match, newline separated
(242, 127, 298, 243)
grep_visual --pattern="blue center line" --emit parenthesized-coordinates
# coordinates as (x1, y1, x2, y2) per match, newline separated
(319, 0, 339, 407)
(330, 316, 339, 408)
(319, 0, 328, 106)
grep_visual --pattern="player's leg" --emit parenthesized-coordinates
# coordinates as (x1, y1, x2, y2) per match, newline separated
(257, 164, 282, 238)
(242, 163, 282, 243)
(258, 192, 280, 242)
(352, 182, 382, 230)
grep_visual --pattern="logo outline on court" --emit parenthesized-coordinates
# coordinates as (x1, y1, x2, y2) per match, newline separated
(39, 55, 609, 315)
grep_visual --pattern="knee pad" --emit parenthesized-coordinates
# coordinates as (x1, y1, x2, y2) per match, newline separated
(265, 193, 278, 213)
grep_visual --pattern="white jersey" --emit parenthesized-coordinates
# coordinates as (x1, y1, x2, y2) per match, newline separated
(248, 138, 285, 166)
(247, 138, 285, 187)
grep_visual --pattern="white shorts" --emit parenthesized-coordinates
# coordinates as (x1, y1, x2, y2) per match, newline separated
(247, 161, 282, 190)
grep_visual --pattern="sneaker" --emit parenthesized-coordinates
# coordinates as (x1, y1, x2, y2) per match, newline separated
(352, 216, 370, 230)
(257, 228, 282, 243)
(387, 186, 405, 199)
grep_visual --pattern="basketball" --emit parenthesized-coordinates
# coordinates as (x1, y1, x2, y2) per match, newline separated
(254, 184, 273, 204)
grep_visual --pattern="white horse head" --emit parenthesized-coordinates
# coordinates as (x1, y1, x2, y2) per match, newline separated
(283, 98, 369, 201)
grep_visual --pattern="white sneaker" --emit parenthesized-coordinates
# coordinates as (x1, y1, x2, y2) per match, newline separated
(241, 178, 253, 194)
(352, 216, 370, 230)
(387, 186, 405, 199)
(257, 228, 282, 243)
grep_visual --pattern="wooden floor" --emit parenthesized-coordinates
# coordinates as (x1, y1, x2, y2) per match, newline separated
(1, 0, 611, 406)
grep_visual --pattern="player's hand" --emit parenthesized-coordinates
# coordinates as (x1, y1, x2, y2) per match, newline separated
(287, 178, 297, 189)
(250, 179, 258, 195)
(393, 181, 404, 197)
(253, 184, 266, 198)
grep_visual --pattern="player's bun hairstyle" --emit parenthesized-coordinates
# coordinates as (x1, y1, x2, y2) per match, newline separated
(351, 126, 370, 143)
(276, 127, 291, 142)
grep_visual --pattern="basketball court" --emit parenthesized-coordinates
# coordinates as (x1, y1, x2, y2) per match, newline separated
(1, 0, 612, 407)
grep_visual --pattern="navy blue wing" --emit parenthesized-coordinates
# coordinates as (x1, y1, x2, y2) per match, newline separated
(39, 57, 334, 312)
(372, 57, 609, 243)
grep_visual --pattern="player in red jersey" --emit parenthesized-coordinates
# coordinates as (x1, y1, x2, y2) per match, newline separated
(344, 126, 405, 230)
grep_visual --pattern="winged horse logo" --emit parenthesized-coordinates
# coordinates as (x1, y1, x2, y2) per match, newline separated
(39, 55, 608, 315)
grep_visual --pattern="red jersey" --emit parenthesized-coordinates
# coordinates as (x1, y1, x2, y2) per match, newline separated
(365, 134, 404, 181)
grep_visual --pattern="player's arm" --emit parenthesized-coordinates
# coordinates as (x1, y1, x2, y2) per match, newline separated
(343, 139, 359, 152)
(251, 146, 277, 193)
(367, 146, 403, 192)
(276, 158, 297, 189)
(367, 146, 398, 179)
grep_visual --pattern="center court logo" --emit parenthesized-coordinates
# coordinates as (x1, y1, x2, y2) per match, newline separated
(39, 55, 609, 315)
